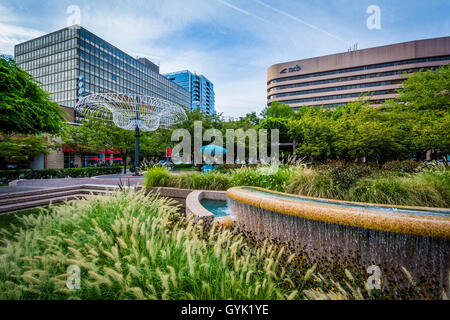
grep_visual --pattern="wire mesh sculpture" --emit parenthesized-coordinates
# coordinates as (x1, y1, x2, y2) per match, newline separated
(75, 93, 188, 175)
(75, 93, 187, 131)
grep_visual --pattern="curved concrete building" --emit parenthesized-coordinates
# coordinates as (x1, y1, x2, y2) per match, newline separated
(267, 37, 450, 110)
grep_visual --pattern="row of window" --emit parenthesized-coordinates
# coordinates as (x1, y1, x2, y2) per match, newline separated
(15, 39, 77, 64)
(81, 70, 189, 105)
(79, 28, 151, 73)
(268, 56, 450, 84)
(51, 90, 76, 103)
(268, 68, 432, 92)
(15, 27, 77, 55)
(78, 36, 188, 100)
(81, 77, 169, 101)
(27, 59, 77, 78)
(275, 89, 395, 105)
(34, 70, 77, 87)
(79, 54, 161, 90)
(78, 47, 189, 105)
(16, 48, 77, 71)
(80, 62, 156, 93)
(42, 80, 76, 94)
(268, 81, 395, 99)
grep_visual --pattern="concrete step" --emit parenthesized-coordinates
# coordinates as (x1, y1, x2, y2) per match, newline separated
(0, 189, 111, 206)
(0, 185, 83, 200)
(0, 185, 126, 214)
(0, 184, 121, 201)
(0, 194, 91, 214)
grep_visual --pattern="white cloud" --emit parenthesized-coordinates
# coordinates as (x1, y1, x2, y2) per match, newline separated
(0, 23, 43, 55)
(253, 0, 351, 46)
(0, 4, 44, 55)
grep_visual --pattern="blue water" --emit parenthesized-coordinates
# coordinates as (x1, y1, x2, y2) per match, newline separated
(200, 199, 231, 217)
(242, 187, 450, 217)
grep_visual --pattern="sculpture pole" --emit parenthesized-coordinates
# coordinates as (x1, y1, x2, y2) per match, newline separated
(134, 97, 140, 176)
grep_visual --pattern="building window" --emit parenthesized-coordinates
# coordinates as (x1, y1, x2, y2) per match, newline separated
(64, 153, 76, 168)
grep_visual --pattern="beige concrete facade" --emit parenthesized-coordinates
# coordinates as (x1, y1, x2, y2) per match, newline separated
(42, 106, 76, 169)
(267, 37, 450, 110)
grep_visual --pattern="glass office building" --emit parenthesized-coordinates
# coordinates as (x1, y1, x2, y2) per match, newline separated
(14, 25, 191, 110)
(164, 70, 215, 115)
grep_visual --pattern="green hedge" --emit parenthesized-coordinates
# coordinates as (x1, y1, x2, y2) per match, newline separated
(0, 167, 122, 184)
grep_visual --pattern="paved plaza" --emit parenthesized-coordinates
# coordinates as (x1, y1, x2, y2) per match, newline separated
(0, 174, 145, 194)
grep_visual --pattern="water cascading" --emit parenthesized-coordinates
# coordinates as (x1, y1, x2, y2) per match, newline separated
(226, 187, 450, 291)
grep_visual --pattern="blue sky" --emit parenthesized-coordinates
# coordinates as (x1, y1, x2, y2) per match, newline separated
(1, 0, 449, 117)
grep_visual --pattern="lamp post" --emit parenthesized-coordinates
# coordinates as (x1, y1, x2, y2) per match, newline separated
(134, 98, 141, 176)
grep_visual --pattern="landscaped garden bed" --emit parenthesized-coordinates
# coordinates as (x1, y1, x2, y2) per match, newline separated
(0, 189, 445, 300)
(144, 161, 450, 208)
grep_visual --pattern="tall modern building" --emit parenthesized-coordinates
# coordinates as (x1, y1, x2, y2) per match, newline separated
(164, 70, 215, 115)
(267, 37, 450, 110)
(13, 25, 191, 169)
(14, 25, 191, 112)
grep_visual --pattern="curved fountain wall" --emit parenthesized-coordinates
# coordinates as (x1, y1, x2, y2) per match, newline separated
(186, 190, 233, 227)
(226, 186, 450, 289)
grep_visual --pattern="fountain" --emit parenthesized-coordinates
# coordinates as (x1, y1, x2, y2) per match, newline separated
(186, 190, 233, 227)
(226, 186, 450, 290)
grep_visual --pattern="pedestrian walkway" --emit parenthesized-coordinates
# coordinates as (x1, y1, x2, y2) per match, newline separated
(3, 174, 144, 194)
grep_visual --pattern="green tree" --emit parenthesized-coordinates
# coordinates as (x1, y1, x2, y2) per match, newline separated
(289, 107, 334, 161)
(396, 64, 450, 112)
(261, 101, 295, 119)
(0, 55, 66, 135)
(0, 55, 67, 168)
(63, 118, 158, 174)
(386, 64, 450, 160)
(0, 134, 57, 168)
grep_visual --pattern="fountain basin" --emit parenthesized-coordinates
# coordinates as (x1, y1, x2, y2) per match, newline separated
(186, 190, 233, 227)
(226, 186, 450, 289)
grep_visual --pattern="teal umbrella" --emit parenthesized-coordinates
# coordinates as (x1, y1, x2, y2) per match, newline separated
(201, 145, 226, 156)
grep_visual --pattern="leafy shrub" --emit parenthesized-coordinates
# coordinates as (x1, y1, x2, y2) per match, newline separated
(173, 163, 195, 169)
(143, 166, 171, 188)
(230, 166, 292, 191)
(348, 171, 450, 207)
(382, 160, 421, 173)
(144, 164, 449, 208)
(319, 162, 373, 190)
(285, 167, 344, 199)
(0, 191, 297, 300)
(0, 167, 122, 184)
(144, 166, 291, 191)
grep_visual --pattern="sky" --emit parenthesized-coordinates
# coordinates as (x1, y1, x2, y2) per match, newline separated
(1, 0, 449, 118)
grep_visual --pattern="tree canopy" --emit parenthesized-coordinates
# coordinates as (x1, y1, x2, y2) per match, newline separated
(0, 55, 66, 135)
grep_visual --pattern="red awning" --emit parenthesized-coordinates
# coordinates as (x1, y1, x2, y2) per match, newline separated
(113, 157, 123, 161)
(104, 158, 114, 161)
(62, 143, 76, 153)
(91, 158, 102, 161)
